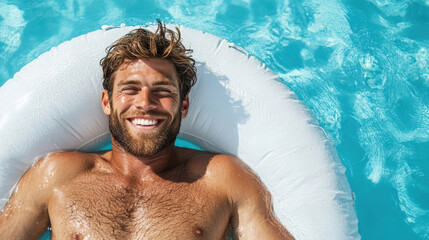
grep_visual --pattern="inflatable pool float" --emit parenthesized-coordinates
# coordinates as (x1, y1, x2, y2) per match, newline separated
(0, 24, 360, 239)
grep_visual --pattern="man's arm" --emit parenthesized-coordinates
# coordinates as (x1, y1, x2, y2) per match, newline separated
(0, 156, 53, 239)
(213, 155, 295, 240)
(0, 151, 89, 239)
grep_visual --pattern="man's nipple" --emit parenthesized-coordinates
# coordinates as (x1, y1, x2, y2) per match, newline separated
(72, 233, 83, 240)
(193, 225, 203, 237)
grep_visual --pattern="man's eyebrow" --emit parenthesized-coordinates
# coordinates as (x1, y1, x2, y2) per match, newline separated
(152, 79, 177, 87)
(116, 79, 177, 88)
(117, 80, 141, 86)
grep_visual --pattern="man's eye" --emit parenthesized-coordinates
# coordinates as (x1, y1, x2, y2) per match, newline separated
(122, 88, 139, 94)
(153, 89, 172, 95)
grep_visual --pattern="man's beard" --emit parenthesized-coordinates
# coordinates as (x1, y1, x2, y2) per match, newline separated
(108, 104, 181, 158)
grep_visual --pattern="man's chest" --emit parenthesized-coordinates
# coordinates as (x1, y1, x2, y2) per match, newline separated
(48, 174, 231, 239)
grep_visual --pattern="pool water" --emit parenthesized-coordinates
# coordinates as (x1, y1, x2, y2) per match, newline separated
(1, 0, 428, 239)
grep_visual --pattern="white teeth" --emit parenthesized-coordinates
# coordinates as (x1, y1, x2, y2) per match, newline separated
(131, 119, 158, 126)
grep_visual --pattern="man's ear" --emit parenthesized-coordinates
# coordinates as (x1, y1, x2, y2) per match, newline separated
(181, 95, 189, 118)
(101, 90, 111, 115)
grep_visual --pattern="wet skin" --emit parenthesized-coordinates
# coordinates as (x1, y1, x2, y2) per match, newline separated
(0, 59, 294, 240)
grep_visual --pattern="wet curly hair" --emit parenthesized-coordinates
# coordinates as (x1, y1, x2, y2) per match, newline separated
(100, 19, 197, 101)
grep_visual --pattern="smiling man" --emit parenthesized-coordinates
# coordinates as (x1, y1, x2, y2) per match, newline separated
(0, 20, 294, 239)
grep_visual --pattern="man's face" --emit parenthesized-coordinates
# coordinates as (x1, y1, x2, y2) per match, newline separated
(101, 58, 189, 158)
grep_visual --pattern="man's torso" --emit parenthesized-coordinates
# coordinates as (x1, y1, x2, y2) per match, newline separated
(46, 150, 232, 240)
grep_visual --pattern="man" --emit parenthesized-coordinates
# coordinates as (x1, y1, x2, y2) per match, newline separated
(0, 20, 294, 239)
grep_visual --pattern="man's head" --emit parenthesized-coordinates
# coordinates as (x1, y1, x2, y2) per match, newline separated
(100, 20, 197, 158)
(101, 19, 197, 101)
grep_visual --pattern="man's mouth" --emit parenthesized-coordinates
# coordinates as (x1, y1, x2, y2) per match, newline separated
(127, 117, 164, 130)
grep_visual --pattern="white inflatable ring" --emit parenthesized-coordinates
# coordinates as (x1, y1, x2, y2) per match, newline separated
(0, 25, 359, 239)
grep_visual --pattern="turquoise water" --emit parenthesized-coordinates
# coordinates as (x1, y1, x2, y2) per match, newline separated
(1, 0, 428, 239)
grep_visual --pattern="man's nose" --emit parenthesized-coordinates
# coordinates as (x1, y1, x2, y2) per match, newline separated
(134, 87, 156, 111)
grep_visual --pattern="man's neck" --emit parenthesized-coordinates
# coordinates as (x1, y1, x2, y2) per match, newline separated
(108, 139, 178, 179)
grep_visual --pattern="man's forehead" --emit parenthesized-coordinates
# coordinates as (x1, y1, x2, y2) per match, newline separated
(114, 58, 179, 86)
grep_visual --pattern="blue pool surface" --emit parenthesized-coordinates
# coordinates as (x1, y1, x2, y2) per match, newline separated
(1, 0, 428, 239)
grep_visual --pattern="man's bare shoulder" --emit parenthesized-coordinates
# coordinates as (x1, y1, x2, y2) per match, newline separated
(181, 150, 254, 190)
(33, 151, 104, 188)
(205, 154, 251, 178)
(175, 148, 241, 183)
(0, 151, 104, 236)
(196, 154, 294, 239)
(38, 151, 97, 169)
(201, 154, 266, 203)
